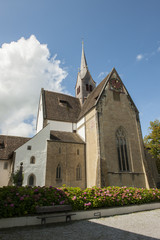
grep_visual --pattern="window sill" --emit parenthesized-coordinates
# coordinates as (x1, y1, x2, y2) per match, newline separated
(56, 179, 62, 182)
(107, 171, 144, 175)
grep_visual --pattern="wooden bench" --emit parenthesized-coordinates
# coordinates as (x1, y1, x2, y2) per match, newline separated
(36, 205, 76, 225)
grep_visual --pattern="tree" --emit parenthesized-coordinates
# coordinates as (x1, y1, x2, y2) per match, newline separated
(144, 119, 160, 160)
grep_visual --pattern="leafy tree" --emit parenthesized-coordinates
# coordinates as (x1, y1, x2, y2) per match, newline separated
(144, 119, 160, 160)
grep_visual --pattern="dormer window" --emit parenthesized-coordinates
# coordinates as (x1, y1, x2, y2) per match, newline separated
(59, 99, 72, 109)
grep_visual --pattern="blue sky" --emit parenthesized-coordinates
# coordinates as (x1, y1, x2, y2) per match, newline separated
(0, 0, 160, 137)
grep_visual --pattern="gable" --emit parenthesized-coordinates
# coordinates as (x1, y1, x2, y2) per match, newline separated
(78, 68, 139, 120)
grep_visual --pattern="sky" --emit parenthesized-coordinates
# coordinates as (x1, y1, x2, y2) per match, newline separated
(0, 0, 160, 138)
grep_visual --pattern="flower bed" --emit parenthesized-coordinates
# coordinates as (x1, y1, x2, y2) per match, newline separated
(0, 186, 159, 218)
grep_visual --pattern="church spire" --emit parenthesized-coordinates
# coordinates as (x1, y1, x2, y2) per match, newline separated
(75, 42, 96, 105)
(80, 41, 88, 79)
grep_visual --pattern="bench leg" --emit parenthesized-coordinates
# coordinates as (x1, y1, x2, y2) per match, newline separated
(41, 217, 46, 225)
(66, 215, 71, 223)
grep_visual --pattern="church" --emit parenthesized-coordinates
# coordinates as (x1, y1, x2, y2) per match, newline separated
(1, 44, 160, 189)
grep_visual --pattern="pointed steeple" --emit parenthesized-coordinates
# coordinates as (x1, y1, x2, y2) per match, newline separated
(80, 41, 88, 79)
(75, 42, 96, 105)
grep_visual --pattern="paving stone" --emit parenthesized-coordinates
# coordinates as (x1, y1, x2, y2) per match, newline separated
(0, 209, 159, 240)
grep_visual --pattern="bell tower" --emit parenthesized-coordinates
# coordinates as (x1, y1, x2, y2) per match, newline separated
(75, 42, 96, 105)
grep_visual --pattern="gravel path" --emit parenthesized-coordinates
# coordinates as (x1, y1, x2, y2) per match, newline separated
(0, 209, 160, 240)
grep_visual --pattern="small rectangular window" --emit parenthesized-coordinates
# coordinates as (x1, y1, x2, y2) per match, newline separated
(77, 149, 79, 155)
(59, 147, 61, 154)
(27, 146, 32, 150)
(3, 162, 8, 169)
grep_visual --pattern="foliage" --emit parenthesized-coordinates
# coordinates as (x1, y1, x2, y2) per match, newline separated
(10, 170, 24, 186)
(144, 119, 160, 159)
(0, 186, 160, 218)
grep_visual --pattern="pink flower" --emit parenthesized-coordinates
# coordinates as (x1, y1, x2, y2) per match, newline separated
(72, 196, 77, 200)
(10, 204, 14, 207)
(84, 202, 91, 207)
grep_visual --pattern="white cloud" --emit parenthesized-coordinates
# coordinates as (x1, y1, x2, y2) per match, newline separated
(0, 35, 68, 137)
(136, 54, 144, 61)
(98, 71, 108, 78)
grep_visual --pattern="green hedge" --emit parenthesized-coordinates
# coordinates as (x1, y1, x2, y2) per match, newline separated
(0, 186, 160, 218)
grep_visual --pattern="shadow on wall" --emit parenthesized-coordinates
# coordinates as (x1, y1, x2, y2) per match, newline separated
(0, 217, 159, 240)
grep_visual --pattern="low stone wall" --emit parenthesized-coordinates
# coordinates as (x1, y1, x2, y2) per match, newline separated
(0, 202, 160, 229)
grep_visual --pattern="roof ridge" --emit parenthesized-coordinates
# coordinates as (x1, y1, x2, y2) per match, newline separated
(0, 135, 30, 139)
(44, 89, 80, 101)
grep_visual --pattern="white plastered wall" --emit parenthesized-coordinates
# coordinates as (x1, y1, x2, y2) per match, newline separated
(14, 124, 50, 187)
(77, 117, 85, 141)
(0, 160, 11, 187)
(47, 120, 77, 132)
(36, 93, 44, 133)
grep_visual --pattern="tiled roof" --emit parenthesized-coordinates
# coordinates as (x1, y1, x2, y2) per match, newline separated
(43, 71, 111, 123)
(44, 90, 81, 123)
(78, 74, 110, 120)
(0, 135, 30, 160)
(50, 131, 84, 144)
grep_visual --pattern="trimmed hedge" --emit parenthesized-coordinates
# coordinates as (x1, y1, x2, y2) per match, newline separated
(0, 186, 160, 218)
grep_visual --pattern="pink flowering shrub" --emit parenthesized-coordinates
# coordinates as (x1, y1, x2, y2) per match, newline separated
(0, 186, 159, 218)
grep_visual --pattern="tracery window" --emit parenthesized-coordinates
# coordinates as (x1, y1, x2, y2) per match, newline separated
(56, 164, 61, 179)
(76, 163, 81, 180)
(116, 127, 129, 171)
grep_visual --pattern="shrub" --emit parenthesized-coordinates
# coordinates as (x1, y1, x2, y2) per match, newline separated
(0, 186, 159, 218)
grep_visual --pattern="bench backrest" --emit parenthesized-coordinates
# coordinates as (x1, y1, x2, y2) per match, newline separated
(36, 205, 72, 213)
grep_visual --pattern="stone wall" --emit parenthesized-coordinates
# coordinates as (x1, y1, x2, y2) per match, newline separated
(97, 81, 148, 188)
(45, 141, 86, 189)
(85, 108, 100, 187)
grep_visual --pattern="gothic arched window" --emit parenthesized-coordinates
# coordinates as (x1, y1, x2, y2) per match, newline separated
(56, 164, 61, 179)
(76, 163, 82, 180)
(116, 127, 129, 171)
(86, 84, 89, 91)
(28, 174, 36, 186)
